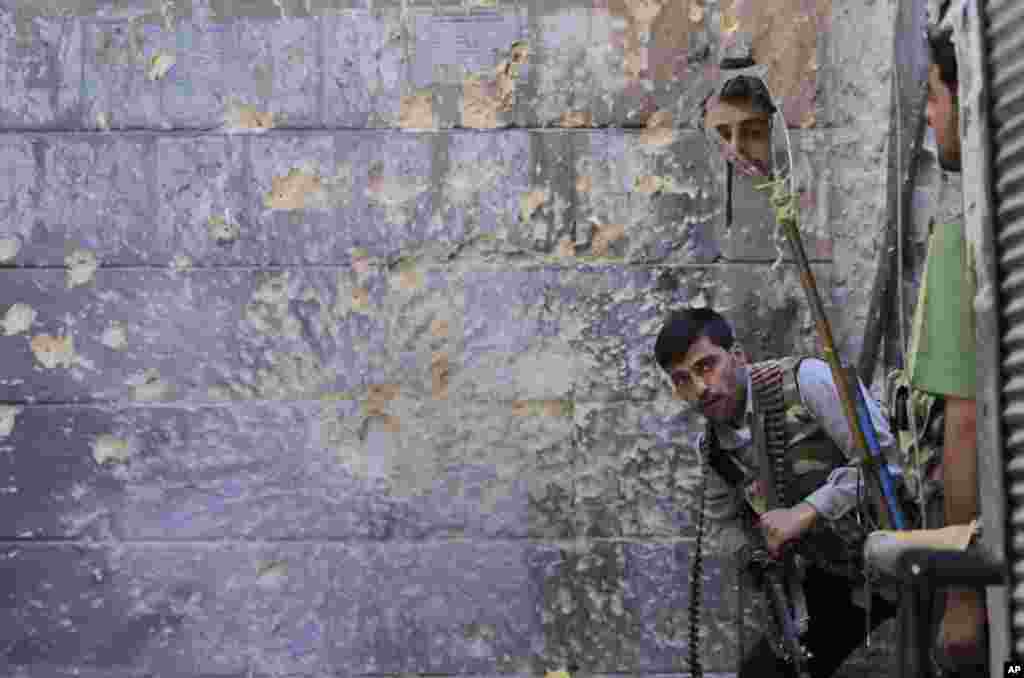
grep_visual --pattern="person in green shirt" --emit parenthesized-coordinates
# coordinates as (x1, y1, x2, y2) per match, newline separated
(905, 21, 984, 673)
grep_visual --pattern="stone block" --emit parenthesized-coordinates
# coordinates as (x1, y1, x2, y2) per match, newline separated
(625, 545, 734, 672)
(0, 9, 83, 129)
(522, 1, 711, 129)
(451, 399, 577, 538)
(572, 130, 722, 264)
(329, 541, 539, 674)
(456, 267, 574, 402)
(822, 0, 892, 129)
(247, 132, 350, 263)
(0, 542, 330, 674)
(571, 399, 700, 538)
(436, 130, 530, 244)
(409, 8, 525, 91)
(157, 134, 250, 266)
(0, 267, 376, 403)
(560, 264, 698, 401)
(513, 132, 574, 253)
(6, 135, 156, 267)
(245, 131, 437, 263)
(323, 9, 407, 128)
(229, 16, 322, 128)
(519, 3, 595, 129)
(348, 132, 436, 257)
(0, 136, 41, 267)
(160, 20, 234, 129)
(0, 404, 122, 540)
(82, 20, 167, 130)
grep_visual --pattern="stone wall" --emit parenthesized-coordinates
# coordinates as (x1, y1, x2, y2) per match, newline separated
(0, 0, 959, 675)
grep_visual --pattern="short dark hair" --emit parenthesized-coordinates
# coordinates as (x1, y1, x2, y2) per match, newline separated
(699, 74, 777, 131)
(928, 25, 957, 91)
(654, 308, 734, 372)
(719, 75, 777, 116)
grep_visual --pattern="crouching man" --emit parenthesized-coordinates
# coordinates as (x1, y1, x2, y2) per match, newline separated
(655, 307, 902, 678)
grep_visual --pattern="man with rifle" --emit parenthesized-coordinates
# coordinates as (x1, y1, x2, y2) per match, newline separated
(654, 307, 903, 678)
(864, 13, 990, 676)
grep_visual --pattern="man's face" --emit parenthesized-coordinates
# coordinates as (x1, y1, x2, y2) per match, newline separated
(667, 335, 747, 423)
(704, 95, 773, 177)
(926, 64, 961, 172)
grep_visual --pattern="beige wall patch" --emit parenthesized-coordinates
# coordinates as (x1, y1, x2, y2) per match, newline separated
(364, 384, 400, 417)
(400, 92, 436, 130)
(591, 224, 627, 257)
(431, 351, 449, 400)
(30, 334, 78, 369)
(520, 188, 550, 222)
(225, 101, 275, 131)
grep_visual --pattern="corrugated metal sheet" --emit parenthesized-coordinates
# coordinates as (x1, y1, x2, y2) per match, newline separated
(987, 0, 1024, 657)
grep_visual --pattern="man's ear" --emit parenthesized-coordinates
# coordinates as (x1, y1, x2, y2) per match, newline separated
(731, 344, 747, 365)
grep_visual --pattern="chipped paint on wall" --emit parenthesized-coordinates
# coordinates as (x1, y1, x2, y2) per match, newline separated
(91, 435, 134, 465)
(431, 351, 449, 400)
(0, 405, 21, 438)
(400, 92, 436, 130)
(559, 111, 594, 128)
(591, 224, 627, 257)
(365, 165, 429, 225)
(393, 259, 424, 292)
(208, 213, 241, 244)
(129, 368, 174, 401)
(170, 254, 193, 273)
(605, 0, 696, 84)
(2, 303, 36, 336)
(224, 100, 275, 132)
(445, 161, 506, 208)
(29, 334, 79, 369)
(460, 41, 528, 129)
(146, 52, 176, 81)
(0, 236, 20, 262)
(65, 250, 98, 288)
(264, 164, 353, 211)
(364, 383, 400, 417)
(511, 399, 573, 418)
(101, 322, 128, 350)
(246, 273, 303, 339)
(640, 110, 675, 147)
(520, 188, 550, 223)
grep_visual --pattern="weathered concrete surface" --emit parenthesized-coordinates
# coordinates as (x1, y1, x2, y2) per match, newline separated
(0, 0, 916, 676)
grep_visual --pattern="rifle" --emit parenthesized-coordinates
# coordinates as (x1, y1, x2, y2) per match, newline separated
(758, 126, 909, 532)
(699, 423, 813, 678)
(749, 383, 814, 678)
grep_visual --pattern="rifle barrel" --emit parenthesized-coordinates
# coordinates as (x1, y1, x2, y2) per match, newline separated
(779, 216, 906, 530)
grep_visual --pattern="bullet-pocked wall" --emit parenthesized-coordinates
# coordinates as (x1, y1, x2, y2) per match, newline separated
(0, 0, 939, 676)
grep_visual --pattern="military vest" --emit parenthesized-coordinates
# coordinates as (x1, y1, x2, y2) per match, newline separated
(706, 356, 867, 578)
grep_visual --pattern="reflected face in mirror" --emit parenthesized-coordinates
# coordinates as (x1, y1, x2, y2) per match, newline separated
(704, 95, 773, 177)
